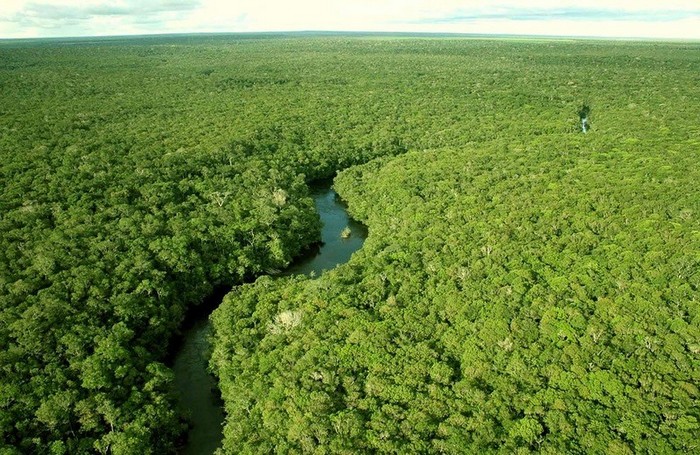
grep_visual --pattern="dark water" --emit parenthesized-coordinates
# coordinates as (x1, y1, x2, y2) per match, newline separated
(172, 183, 367, 454)
(172, 317, 224, 455)
(281, 185, 367, 277)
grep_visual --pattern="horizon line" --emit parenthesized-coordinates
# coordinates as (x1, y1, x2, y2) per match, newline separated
(2, 30, 700, 43)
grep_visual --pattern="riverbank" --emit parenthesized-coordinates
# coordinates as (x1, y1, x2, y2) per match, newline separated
(173, 181, 367, 454)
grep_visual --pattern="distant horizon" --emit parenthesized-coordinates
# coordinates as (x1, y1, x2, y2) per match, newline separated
(2, 1, 699, 41)
(2, 30, 700, 43)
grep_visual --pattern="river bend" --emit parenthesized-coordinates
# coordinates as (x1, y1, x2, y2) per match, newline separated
(172, 182, 367, 454)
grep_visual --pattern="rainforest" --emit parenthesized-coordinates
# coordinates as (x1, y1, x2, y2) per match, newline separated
(0, 34, 698, 454)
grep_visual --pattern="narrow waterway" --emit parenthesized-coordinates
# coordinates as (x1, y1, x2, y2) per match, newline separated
(172, 181, 367, 454)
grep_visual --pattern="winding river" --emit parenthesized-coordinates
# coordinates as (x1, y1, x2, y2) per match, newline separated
(172, 181, 367, 454)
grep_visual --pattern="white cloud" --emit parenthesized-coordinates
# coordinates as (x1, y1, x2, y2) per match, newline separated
(1, 0, 699, 39)
(413, 18, 700, 40)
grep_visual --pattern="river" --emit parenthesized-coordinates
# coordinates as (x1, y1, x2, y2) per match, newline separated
(172, 181, 367, 454)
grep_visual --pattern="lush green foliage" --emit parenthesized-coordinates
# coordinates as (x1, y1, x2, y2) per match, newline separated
(0, 35, 409, 453)
(210, 38, 700, 453)
(1, 34, 699, 453)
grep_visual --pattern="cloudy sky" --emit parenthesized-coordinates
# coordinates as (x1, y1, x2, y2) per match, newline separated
(1, 0, 699, 40)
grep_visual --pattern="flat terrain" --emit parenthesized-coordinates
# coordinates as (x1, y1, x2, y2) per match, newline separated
(0, 34, 698, 453)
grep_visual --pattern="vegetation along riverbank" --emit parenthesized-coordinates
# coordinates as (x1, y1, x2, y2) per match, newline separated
(0, 34, 698, 453)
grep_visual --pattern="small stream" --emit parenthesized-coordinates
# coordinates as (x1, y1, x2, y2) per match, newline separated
(172, 181, 367, 454)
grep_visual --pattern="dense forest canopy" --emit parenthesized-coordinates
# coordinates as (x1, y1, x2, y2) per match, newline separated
(0, 34, 698, 453)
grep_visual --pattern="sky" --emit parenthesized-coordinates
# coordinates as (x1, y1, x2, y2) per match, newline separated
(1, 0, 699, 40)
